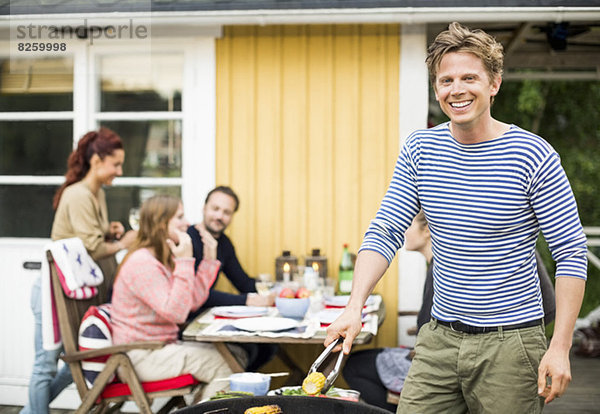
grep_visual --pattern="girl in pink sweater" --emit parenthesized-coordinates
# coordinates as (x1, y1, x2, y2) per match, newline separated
(111, 195, 233, 400)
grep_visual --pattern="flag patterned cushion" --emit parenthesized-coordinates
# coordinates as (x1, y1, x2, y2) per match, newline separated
(78, 304, 115, 387)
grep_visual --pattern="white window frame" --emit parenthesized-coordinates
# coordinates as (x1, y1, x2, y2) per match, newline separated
(0, 39, 82, 186)
(0, 35, 217, 230)
(396, 23, 429, 347)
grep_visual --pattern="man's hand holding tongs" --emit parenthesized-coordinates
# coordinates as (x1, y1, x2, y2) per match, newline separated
(324, 302, 364, 355)
(324, 250, 390, 354)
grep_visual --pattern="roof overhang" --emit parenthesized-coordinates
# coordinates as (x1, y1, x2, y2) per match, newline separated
(1, 6, 600, 27)
(1, 6, 599, 79)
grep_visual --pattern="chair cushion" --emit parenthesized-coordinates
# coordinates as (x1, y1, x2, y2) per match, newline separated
(386, 390, 400, 405)
(49, 237, 103, 296)
(100, 374, 199, 399)
(54, 261, 98, 299)
(79, 305, 199, 403)
(79, 304, 114, 387)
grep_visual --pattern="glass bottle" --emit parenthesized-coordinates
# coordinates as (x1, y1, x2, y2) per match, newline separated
(338, 243, 354, 294)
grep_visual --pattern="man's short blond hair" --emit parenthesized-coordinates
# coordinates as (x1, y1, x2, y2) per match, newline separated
(426, 22, 504, 87)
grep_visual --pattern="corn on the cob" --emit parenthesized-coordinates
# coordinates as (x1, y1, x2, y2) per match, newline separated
(243, 404, 283, 414)
(302, 371, 326, 395)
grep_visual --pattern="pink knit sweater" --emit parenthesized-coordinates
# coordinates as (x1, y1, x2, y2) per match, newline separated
(111, 248, 220, 344)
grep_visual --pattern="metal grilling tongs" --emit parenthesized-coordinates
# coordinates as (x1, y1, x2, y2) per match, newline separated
(307, 337, 346, 394)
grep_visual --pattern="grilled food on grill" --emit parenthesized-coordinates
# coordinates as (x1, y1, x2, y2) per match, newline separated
(244, 404, 283, 414)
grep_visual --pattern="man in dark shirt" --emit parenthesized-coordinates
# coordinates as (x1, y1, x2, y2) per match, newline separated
(187, 186, 276, 371)
(187, 186, 275, 309)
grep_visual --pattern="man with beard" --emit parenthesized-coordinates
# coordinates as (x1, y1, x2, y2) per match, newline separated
(188, 186, 274, 309)
(187, 186, 276, 371)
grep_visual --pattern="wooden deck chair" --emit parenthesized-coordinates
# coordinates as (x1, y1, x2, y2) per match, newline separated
(48, 250, 200, 414)
(386, 390, 401, 405)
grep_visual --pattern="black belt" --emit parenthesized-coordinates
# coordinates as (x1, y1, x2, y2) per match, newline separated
(434, 318, 543, 334)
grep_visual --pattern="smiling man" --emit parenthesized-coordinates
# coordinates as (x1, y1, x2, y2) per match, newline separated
(325, 22, 587, 413)
(186, 186, 277, 372)
(187, 186, 273, 309)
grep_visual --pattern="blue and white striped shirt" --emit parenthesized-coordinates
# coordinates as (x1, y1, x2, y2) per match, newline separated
(361, 123, 587, 326)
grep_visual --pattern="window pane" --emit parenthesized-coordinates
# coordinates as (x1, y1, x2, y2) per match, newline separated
(99, 54, 183, 112)
(0, 185, 56, 237)
(0, 121, 72, 175)
(0, 185, 182, 237)
(106, 186, 181, 231)
(0, 57, 73, 111)
(101, 120, 182, 178)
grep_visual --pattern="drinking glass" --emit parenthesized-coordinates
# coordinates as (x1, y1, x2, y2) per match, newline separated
(128, 207, 140, 231)
(323, 278, 336, 298)
(256, 273, 274, 296)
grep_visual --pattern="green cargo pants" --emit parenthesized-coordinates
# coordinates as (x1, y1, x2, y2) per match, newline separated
(397, 320, 547, 414)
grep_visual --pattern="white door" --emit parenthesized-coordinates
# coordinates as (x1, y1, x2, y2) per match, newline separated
(0, 50, 78, 407)
(0, 239, 45, 405)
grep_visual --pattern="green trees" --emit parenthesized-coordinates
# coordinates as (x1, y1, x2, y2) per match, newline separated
(495, 80, 600, 317)
(497, 80, 600, 228)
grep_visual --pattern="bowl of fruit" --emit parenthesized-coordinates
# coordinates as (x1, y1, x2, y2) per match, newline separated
(275, 287, 311, 319)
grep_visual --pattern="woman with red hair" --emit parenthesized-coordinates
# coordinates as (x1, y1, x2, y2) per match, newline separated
(51, 127, 136, 293)
(22, 128, 136, 414)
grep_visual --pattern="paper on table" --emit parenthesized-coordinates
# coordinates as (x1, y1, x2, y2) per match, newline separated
(198, 318, 319, 339)
(232, 316, 298, 332)
(323, 294, 382, 314)
(199, 306, 279, 322)
(318, 308, 368, 325)
(211, 306, 269, 319)
(313, 313, 379, 336)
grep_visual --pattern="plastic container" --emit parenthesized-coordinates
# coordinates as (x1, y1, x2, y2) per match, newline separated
(230, 372, 271, 396)
(331, 389, 361, 402)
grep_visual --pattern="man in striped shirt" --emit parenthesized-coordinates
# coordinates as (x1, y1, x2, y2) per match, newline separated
(326, 22, 587, 413)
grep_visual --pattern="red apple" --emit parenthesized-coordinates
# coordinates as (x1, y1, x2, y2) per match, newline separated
(279, 287, 295, 298)
(296, 287, 311, 299)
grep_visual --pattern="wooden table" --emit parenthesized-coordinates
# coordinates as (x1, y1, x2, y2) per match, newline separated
(182, 297, 386, 376)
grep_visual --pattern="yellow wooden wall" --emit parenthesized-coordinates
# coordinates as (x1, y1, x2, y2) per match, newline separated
(214, 25, 400, 360)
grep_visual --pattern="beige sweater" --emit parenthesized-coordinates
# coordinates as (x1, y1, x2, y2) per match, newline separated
(51, 181, 117, 296)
